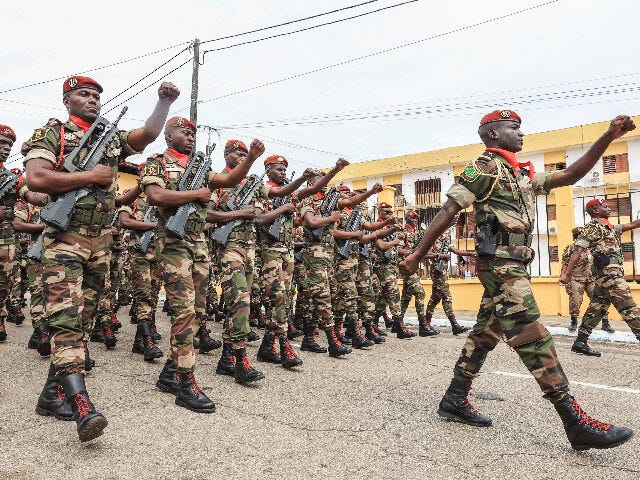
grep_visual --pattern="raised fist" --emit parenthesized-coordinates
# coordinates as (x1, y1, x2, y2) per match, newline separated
(608, 115, 636, 139)
(372, 183, 383, 193)
(249, 139, 265, 159)
(302, 168, 318, 179)
(158, 82, 180, 103)
(335, 158, 349, 170)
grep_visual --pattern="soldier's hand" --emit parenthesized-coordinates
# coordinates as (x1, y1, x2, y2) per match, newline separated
(608, 115, 636, 139)
(111, 226, 119, 236)
(302, 168, 317, 179)
(558, 274, 569, 285)
(90, 165, 114, 187)
(158, 82, 180, 103)
(196, 187, 212, 203)
(399, 255, 419, 276)
(352, 230, 363, 240)
(282, 203, 297, 215)
(329, 210, 341, 222)
(335, 158, 349, 170)
(248, 140, 265, 160)
(372, 183, 383, 193)
(239, 206, 259, 220)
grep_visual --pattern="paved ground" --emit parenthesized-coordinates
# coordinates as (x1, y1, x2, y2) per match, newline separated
(0, 309, 639, 480)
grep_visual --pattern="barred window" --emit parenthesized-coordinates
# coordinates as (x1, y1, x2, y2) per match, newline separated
(546, 204, 557, 221)
(607, 195, 631, 217)
(549, 245, 559, 263)
(414, 178, 441, 206)
(621, 242, 634, 261)
(602, 153, 629, 174)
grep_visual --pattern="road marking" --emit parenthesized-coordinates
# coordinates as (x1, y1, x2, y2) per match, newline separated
(492, 371, 640, 395)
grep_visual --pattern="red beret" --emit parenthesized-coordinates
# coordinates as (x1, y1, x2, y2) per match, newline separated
(405, 209, 419, 218)
(0, 125, 16, 142)
(586, 198, 605, 209)
(479, 110, 521, 127)
(379, 202, 392, 209)
(63, 76, 103, 95)
(225, 139, 248, 153)
(264, 155, 288, 167)
(166, 116, 196, 132)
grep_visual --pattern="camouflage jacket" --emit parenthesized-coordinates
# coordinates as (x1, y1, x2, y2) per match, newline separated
(447, 150, 553, 263)
(298, 192, 337, 246)
(429, 234, 450, 278)
(561, 242, 593, 281)
(118, 196, 150, 248)
(399, 223, 423, 261)
(14, 199, 44, 244)
(0, 166, 27, 245)
(575, 218, 624, 274)
(260, 180, 296, 248)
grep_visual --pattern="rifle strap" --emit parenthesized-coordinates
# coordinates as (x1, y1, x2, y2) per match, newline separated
(55, 124, 66, 171)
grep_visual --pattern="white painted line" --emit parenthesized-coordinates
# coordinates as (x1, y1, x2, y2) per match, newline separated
(492, 370, 640, 395)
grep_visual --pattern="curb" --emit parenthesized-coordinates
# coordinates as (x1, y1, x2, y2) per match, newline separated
(403, 316, 638, 344)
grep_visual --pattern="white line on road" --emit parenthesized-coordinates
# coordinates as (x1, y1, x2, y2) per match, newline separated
(492, 370, 640, 395)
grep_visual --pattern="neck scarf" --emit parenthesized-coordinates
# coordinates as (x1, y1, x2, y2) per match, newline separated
(167, 149, 189, 168)
(69, 115, 92, 132)
(486, 147, 535, 180)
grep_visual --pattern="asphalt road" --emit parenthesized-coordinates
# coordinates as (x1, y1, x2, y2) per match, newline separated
(0, 310, 638, 480)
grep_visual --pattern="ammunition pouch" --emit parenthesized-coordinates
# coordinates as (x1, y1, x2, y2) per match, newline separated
(69, 208, 114, 227)
(593, 254, 620, 269)
(184, 218, 205, 236)
(476, 215, 499, 255)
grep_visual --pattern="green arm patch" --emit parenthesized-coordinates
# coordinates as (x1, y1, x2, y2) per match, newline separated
(461, 165, 480, 182)
(29, 127, 50, 142)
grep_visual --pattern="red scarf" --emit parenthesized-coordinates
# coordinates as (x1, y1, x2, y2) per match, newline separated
(486, 147, 534, 180)
(596, 218, 614, 231)
(167, 149, 189, 168)
(69, 115, 92, 132)
(315, 191, 324, 200)
(406, 223, 416, 233)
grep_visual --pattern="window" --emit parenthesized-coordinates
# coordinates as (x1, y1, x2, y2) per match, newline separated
(548, 245, 559, 263)
(456, 212, 475, 238)
(389, 184, 405, 207)
(544, 162, 566, 172)
(602, 153, 629, 174)
(621, 242, 634, 261)
(546, 204, 557, 221)
(414, 178, 442, 207)
(607, 195, 631, 217)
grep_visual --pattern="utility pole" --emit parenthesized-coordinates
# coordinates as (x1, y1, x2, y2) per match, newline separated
(189, 38, 200, 125)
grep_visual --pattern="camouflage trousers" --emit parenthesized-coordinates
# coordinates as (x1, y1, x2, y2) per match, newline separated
(301, 243, 335, 329)
(333, 256, 359, 329)
(426, 273, 454, 319)
(250, 248, 263, 317)
(400, 272, 426, 315)
(374, 262, 401, 319)
(130, 247, 161, 325)
(9, 242, 27, 311)
(220, 242, 255, 347)
(564, 276, 609, 322)
(356, 257, 376, 325)
(206, 251, 221, 313)
(293, 254, 311, 327)
(453, 257, 569, 402)
(27, 257, 45, 328)
(41, 226, 111, 375)
(262, 245, 294, 335)
(94, 248, 122, 330)
(0, 241, 16, 318)
(116, 249, 132, 302)
(158, 235, 209, 372)
(578, 268, 640, 339)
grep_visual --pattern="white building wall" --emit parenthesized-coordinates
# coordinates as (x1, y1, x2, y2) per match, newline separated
(401, 166, 455, 205)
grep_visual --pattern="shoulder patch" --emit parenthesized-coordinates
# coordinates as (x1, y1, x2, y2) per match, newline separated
(145, 163, 160, 176)
(30, 128, 50, 142)
(461, 165, 480, 183)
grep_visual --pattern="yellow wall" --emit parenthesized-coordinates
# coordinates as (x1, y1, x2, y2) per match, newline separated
(118, 173, 137, 193)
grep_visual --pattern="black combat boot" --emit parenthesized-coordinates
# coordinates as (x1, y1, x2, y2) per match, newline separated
(350, 322, 374, 349)
(0, 318, 6, 341)
(83, 340, 94, 371)
(601, 319, 615, 334)
(59, 373, 108, 442)
(110, 311, 122, 332)
(364, 322, 385, 343)
(133, 323, 163, 361)
(568, 316, 578, 332)
(279, 334, 303, 369)
(450, 316, 469, 335)
(89, 322, 106, 343)
(28, 327, 41, 349)
(437, 378, 492, 427)
(102, 321, 117, 349)
(554, 396, 634, 450)
(325, 327, 352, 357)
(234, 348, 265, 384)
(300, 325, 327, 353)
(156, 359, 179, 395)
(129, 305, 138, 324)
(35, 364, 73, 421)
(381, 311, 392, 330)
(394, 317, 415, 339)
(257, 332, 282, 364)
(195, 321, 222, 353)
(216, 343, 236, 376)
(372, 319, 387, 336)
(287, 317, 303, 340)
(175, 371, 215, 413)
(7, 306, 24, 325)
(150, 319, 161, 342)
(571, 333, 601, 357)
(37, 326, 51, 357)
(334, 318, 351, 345)
(247, 330, 261, 342)
(419, 313, 440, 337)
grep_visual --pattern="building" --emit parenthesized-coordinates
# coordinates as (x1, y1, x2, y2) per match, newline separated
(328, 115, 640, 320)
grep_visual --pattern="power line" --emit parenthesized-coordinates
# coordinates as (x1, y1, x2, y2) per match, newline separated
(186, 0, 559, 110)
(201, 0, 418, 59)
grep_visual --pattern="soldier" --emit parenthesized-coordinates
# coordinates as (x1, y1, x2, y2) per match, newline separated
(0, 126, 46, 343)
(400, 110, 635, 450)
(373, 203, 414, 338)
(23, 76, 179, 441)
(398, 209, 438, 336)
(560, 227, 613, 333)
(142, 120, 261, 410)
(561, 198, 640, 356)
(424, 228, 471, 335)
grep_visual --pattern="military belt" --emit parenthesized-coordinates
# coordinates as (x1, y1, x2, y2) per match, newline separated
(0, 226, 14, 239)
(497, 231, 531, 248)
(69, 209, 114, 227)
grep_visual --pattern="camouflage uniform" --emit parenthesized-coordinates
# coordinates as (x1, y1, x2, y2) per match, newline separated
(446, 150, 569, 401)
(574, 219, 640, 339)
(561, 243, 608, 322)
(22, 118, 138, 374)
(332, 208, 361, 331)
(206, 235, 221, 317)
(426, 234, 455, 319)
(292, 227, 311, 328)
(356, 245, 377, 326)
(373, 231, 402, 321)
(210, 171, 269, 348)
(399, 224, 426, 316)
(140, 149, 213, 371)
(8, 229, 28, 314)
(250, 242, 264, 323)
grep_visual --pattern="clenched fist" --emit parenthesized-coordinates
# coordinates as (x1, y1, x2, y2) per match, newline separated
(158, 82, 180, 103)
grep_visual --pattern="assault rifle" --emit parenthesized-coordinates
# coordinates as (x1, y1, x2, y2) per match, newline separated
(434, 234, 451, 273)
(311, 184, 341, 240)
(338, 207, 363, 259)
(0, 170, 19, 202)
(40, 107, 128, 231)
(138, 206, 158, 253)
(26, 229, 44, 261)
(266, 171, 294, 241)
(359, 215, 372, 258)
(165, 151, 212, 238)
(210, 173, 265, 247)
(383, 220, 400, 260)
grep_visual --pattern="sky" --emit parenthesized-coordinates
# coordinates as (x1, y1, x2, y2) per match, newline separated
(2, 0, 640, 175)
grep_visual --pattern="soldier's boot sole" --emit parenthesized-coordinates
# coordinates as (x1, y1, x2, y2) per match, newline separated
(437, 407, 493, 427)
(235, 372, 265, 385)
(104, 336, 117, 349)
(144, 349, 163, 362)
(77, 414, 108, 443)
(571, 430, 634, 451)
(37, 341, 51, 357)
(175, 397, 215, 414)
(419, 329, 440, 337)
(35, 404, 74, 421)
(0, 330, 6, 342)
(571, 343, 602, 357)
(451, 325, 469, 335)
(155, 380, 178, 396)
